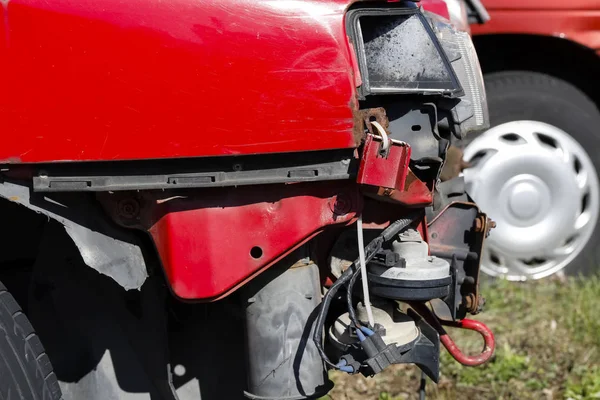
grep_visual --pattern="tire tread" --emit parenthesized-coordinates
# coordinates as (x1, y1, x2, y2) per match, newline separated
(0, 282, 62, 400)
(484, 71, 599, 116)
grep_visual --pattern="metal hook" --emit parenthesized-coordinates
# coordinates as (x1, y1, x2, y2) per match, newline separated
(411, 302, 495, 367)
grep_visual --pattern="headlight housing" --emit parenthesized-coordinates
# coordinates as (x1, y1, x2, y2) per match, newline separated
(346, 3, 489, 137)
(346, 4, 462, 97)
(429, 15, 490, 136)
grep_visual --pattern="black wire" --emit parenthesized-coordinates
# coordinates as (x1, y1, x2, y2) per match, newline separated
(346, 215, 418, 328)
(419, 371, 427, 400)
(346, 268, 362, 327)
(313, 213, 419, 369)
(313, 264, 356, 369)
(313, 239, 383, 369)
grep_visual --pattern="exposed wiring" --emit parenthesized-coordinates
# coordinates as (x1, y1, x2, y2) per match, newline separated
(313, 214, 419, 370)
(357, 215, 375, 327)
(346, 215, 419, 330)
(313, 265, 356, 369)
(346, 241, 381, 327)
(336, 360, 355, 374)
(346, 269, 362, 327)
(359, 326, 375, 336)
(313, 237, 385, 369)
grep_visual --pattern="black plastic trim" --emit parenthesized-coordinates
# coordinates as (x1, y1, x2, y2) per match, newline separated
(30, 149, 357, 192)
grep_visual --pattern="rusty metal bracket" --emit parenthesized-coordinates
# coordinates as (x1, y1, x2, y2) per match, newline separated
(353, 106, 393, 144)
(427, 201, 492, 319)
(359, 107, 390, 136)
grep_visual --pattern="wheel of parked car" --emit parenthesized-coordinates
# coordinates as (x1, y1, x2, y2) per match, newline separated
(0, 281, 62, 400)
(463, 71, 600, 280)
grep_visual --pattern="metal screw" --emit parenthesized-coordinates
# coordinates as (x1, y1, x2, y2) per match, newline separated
(474, 217, 484, 232)
(463, 293, 476, 311)
(118, 198, 140, 219)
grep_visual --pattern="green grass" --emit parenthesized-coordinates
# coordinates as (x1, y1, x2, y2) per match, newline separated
(325, 275, 600, 400)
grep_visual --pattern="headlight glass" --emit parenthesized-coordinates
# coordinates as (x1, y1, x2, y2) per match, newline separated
(347, 6, 462, 96)
(431, 17, 490, 136)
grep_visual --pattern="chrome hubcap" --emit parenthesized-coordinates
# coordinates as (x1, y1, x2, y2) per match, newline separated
(463, 121, 599, 280)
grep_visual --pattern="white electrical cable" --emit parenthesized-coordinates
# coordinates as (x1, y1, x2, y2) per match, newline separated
(357, 214, 375, 327)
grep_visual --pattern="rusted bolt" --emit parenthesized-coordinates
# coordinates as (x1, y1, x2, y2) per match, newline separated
(464, 294, 485, 315)
(463, 293, 477, 312)
(118, 198, 140, 219)
(474, 216, 486, 232)
(330, 194, 352, 215)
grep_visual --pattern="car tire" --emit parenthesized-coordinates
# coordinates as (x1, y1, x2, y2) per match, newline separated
(465, 71, 600, 277)
(0, 281, 62, 400)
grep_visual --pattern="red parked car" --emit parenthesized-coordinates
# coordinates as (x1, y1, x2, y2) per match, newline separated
(463, 0, 600, 280)
(0, 1, 494, 399)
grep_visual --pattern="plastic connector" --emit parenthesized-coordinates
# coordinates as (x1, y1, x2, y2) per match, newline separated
(364, 344, 404, 375)
(359, 326, 375, 337)
(358, 330, 403, 375)
(337, 354, 361, 374)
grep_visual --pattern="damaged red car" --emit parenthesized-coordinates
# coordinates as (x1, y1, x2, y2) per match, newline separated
(0, 0, 494, 399)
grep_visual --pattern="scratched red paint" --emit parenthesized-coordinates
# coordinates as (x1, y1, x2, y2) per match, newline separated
(0, 0, 360, 163)
(146, 182, 361, 300)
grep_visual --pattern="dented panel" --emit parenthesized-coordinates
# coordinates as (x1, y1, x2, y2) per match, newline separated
(99, 182, 362, 300)
(0, 180, 148, 290)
